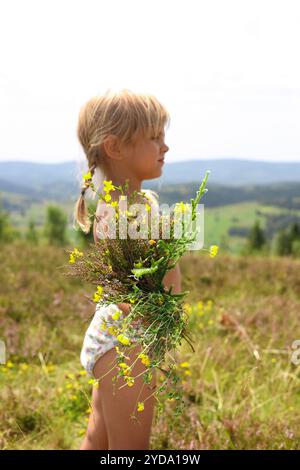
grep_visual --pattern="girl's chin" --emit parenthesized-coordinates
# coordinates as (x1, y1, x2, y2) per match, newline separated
(142, 167, 164, 180)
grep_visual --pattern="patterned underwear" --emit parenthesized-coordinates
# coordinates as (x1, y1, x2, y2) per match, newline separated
(80, 302, 145, 378)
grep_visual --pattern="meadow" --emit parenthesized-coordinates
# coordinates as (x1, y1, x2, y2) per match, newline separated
(0, 241, 299, 450)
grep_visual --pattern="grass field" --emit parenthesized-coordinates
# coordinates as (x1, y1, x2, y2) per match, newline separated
(0, 241, 299, 449)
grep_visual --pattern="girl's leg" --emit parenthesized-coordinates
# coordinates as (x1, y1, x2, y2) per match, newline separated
(93, 344, 157, 450)
(80, 384, 109, 450)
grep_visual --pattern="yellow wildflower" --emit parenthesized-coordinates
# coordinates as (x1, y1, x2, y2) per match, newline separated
(145, 203, 151, 212)
(137, 402, 144, 412)
(209, 245, 219, 257)
(180, 361, 190, 368)
(112, 311, 121, 321)
(93, 285, 103, 303)
(119, 362, 131, 376)
(117, 334, 131, 346)
(174, 201, 190, 214)
(110, 200, 118, 208)
(69, 247, 83, 264)
(103, 180, 115, 192)
(83, 171, 92, 181)
(6, 361, 14, 368)
(69, 254, 75, 264)
(79, 370, 87, 376)
(148, 239, 156, 245)
(108, 326, 118, 336)
(104, 193, 112, 202)
(88, 378, 99, 388)
(93, 293, 101, 303)
(184, 370, 192, 376)
(125, 377, 135, 387)
(138, 353, 151, 367)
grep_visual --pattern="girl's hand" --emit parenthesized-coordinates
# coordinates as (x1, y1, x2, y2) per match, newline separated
(116, 302, 151, 328)
(117, 302, 131, 316)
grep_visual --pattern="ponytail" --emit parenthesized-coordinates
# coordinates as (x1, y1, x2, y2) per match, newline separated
(73, 162, 97, 234)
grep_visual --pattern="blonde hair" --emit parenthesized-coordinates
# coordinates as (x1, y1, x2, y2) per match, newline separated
(74, 88, 170, 233)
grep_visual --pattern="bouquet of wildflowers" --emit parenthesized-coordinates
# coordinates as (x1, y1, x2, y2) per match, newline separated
(64, 170, 218, 418)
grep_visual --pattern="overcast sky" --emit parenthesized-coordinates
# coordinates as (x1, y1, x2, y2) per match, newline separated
(0, 0, 299, 165)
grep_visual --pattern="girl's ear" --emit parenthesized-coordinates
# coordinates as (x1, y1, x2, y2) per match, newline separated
(103, 134, 123, 160)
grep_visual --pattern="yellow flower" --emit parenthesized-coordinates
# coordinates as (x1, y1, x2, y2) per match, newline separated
(104, 193, 112, 202)
(117, 334, 131, 346)
(108, 326, 118, 336)
(93, 285, 103, 303)
(148, 239, 156, 245)
(103, 180, 115, 192)
(145, 203, 151, 212)
(88, 378, 99, 388)
(174, 201, 190, 214)
(184, 370, 192, 376)
(69, 247, 83, 264)
(83, 171, 92, 181)
(112, 311, 121, 321)
(180, 361, 190, 368)
(138, 353, 151, 367)
(93, 293, 102, 303)
(137, 402, 144, 412)
(125, 377, 135, 387)
(100, 321, 107, 331)
(209, 245, 219, 257)
(79, 370, 87, 376)
(110, 201, 118, 207)
(6, 361, 14, 368)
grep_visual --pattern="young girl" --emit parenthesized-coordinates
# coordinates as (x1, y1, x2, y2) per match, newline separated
(74, 88, 181, 450)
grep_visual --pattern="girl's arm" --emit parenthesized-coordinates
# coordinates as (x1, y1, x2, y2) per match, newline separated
(162, 262, 182, 295)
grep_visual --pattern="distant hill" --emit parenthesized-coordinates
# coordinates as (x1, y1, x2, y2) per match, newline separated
(158, 159, 300, 186)
(1, 159, 300, 215)
(1, 159, 300, 191)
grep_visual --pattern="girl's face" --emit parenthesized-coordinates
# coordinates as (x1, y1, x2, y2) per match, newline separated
(127, 129, 169, 181)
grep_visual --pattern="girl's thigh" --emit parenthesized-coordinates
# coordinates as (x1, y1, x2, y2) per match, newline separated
(93, 344, 157, 450)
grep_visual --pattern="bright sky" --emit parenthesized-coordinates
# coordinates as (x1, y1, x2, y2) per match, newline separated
(0, 0, 299, 164)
